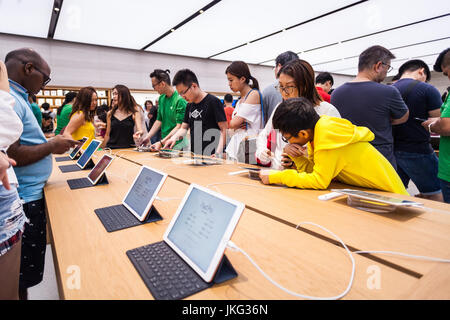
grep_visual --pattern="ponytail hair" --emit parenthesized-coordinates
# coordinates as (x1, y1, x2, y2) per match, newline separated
(225, 61, 259, 90)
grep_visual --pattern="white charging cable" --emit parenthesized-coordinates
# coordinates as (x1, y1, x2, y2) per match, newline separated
(228, 221, 450, 299)
(227, 221, 356, 300)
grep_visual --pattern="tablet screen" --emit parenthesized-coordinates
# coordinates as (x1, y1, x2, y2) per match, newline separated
(88, 154, 113, 184)
(77, 140, 100, 168)
(123, 167, 165, 219)
(69, 137, 88, 159)
(166, 187, 237, 273)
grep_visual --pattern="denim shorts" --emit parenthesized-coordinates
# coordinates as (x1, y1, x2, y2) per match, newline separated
(394, 151, 441, 195)
(0, 185, 27, 256)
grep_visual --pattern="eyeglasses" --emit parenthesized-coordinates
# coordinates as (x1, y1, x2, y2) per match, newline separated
(275, 84, 297, 95)
(281, 134, 292, 143)
(382, 62, 393, 73)
(178, 84, 192, 96)
(152, 80, 162, 89)
(21, 61, 51, 86)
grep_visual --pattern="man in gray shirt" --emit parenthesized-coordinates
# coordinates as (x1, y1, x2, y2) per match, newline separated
(331, 45, 409, 169)
(262, 51, 299, 124)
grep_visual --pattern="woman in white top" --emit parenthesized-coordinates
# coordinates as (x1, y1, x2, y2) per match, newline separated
(256, 59, 341, 170)
(225, 61, 263, 162)
(0, 61, 27, 300)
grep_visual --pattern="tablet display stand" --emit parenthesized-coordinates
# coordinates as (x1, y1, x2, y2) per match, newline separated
(59, 159, 95, 173)
(347, 195, 397, 213)
(67, 174, 109, 190)
(211, 255, 238, 285)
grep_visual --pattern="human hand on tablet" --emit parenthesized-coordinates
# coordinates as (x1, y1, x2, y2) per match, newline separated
(150, 141, 162, 151)
(258, 148, 273, 163)
(259, 169, 271, 185)
(281, 153, 295, 169)
(50, 136, 81, 154)
(162, 138, 176, 150)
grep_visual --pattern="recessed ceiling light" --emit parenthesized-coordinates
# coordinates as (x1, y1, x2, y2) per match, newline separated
(199, 10, 204, 13)
(171, 28, 175, 32)
(54, 7, 60, 12)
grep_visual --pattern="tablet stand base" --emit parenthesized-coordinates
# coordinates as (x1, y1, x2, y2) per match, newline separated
(83, 159, 95, 170)
(211, 254, 238, 284)
(55, 156, 72, 162)
(59, 159, 95, 173)
(67, 174, 109, 190)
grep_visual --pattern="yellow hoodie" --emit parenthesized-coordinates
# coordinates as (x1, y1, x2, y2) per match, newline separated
(269, 115, 408, 195)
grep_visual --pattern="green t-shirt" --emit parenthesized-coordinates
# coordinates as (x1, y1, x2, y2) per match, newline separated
(156, 90, 187, 149)
(30, 102, 42, 127)
(55, 104, 73, 135)
(438, 94, 450, 182)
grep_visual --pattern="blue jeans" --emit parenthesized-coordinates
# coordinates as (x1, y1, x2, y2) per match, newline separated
(395, 151, 441, 195)
(0, 185, 26, 253)
(440, 179, 450, 203)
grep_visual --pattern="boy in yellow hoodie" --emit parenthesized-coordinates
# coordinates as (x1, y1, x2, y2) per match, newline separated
(259, 97, 408, 195)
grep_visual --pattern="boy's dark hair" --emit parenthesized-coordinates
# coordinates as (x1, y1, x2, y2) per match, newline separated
(434, 48, 450, 72)
(272, 97, 320, 137)
(42, 112, 52, 120)
(172, 69, 199, 87)
(398, 59, 431, 81)
(358, 45, 395, 72)
(275, 51, 299, 67)
(149, 69, 171, 85)
(224, 93, 233, 103)
(42, 102, 50, 110)
(315, 72, 334, 86)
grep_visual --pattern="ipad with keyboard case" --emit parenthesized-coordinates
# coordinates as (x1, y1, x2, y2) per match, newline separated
(87, 154, 114, 185)
(163, 183, 244, 282)
(122, 166, 168, 222)
(76, 139, 101, 169)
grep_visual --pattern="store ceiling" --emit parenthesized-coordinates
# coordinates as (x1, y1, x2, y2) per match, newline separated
(1, 0, 449, 76)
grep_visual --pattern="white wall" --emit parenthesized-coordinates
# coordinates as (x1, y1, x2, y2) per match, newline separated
(0, 33, 275, 93)
(0, 33, 354, 96)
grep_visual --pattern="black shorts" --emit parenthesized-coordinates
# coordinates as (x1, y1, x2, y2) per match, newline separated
(19, 198, 47, 289)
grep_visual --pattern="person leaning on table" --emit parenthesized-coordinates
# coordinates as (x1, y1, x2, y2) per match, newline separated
(258, 97, 408, 195)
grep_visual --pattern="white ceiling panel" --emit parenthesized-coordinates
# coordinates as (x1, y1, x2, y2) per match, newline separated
(0, 0, 54, 38)
(213, 0, 449, 64)
(299, 17, 450, 66)
(54, 0, 212, 49)
(147, 0, 358, 58)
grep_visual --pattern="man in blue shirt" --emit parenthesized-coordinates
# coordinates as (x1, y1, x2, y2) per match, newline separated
(331, 45, 409, 169)
(392, 59, 443, 201)
(5, 48, 79, 299)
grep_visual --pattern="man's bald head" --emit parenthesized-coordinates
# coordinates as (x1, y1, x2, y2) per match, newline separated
(5, 47, 50, 95)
